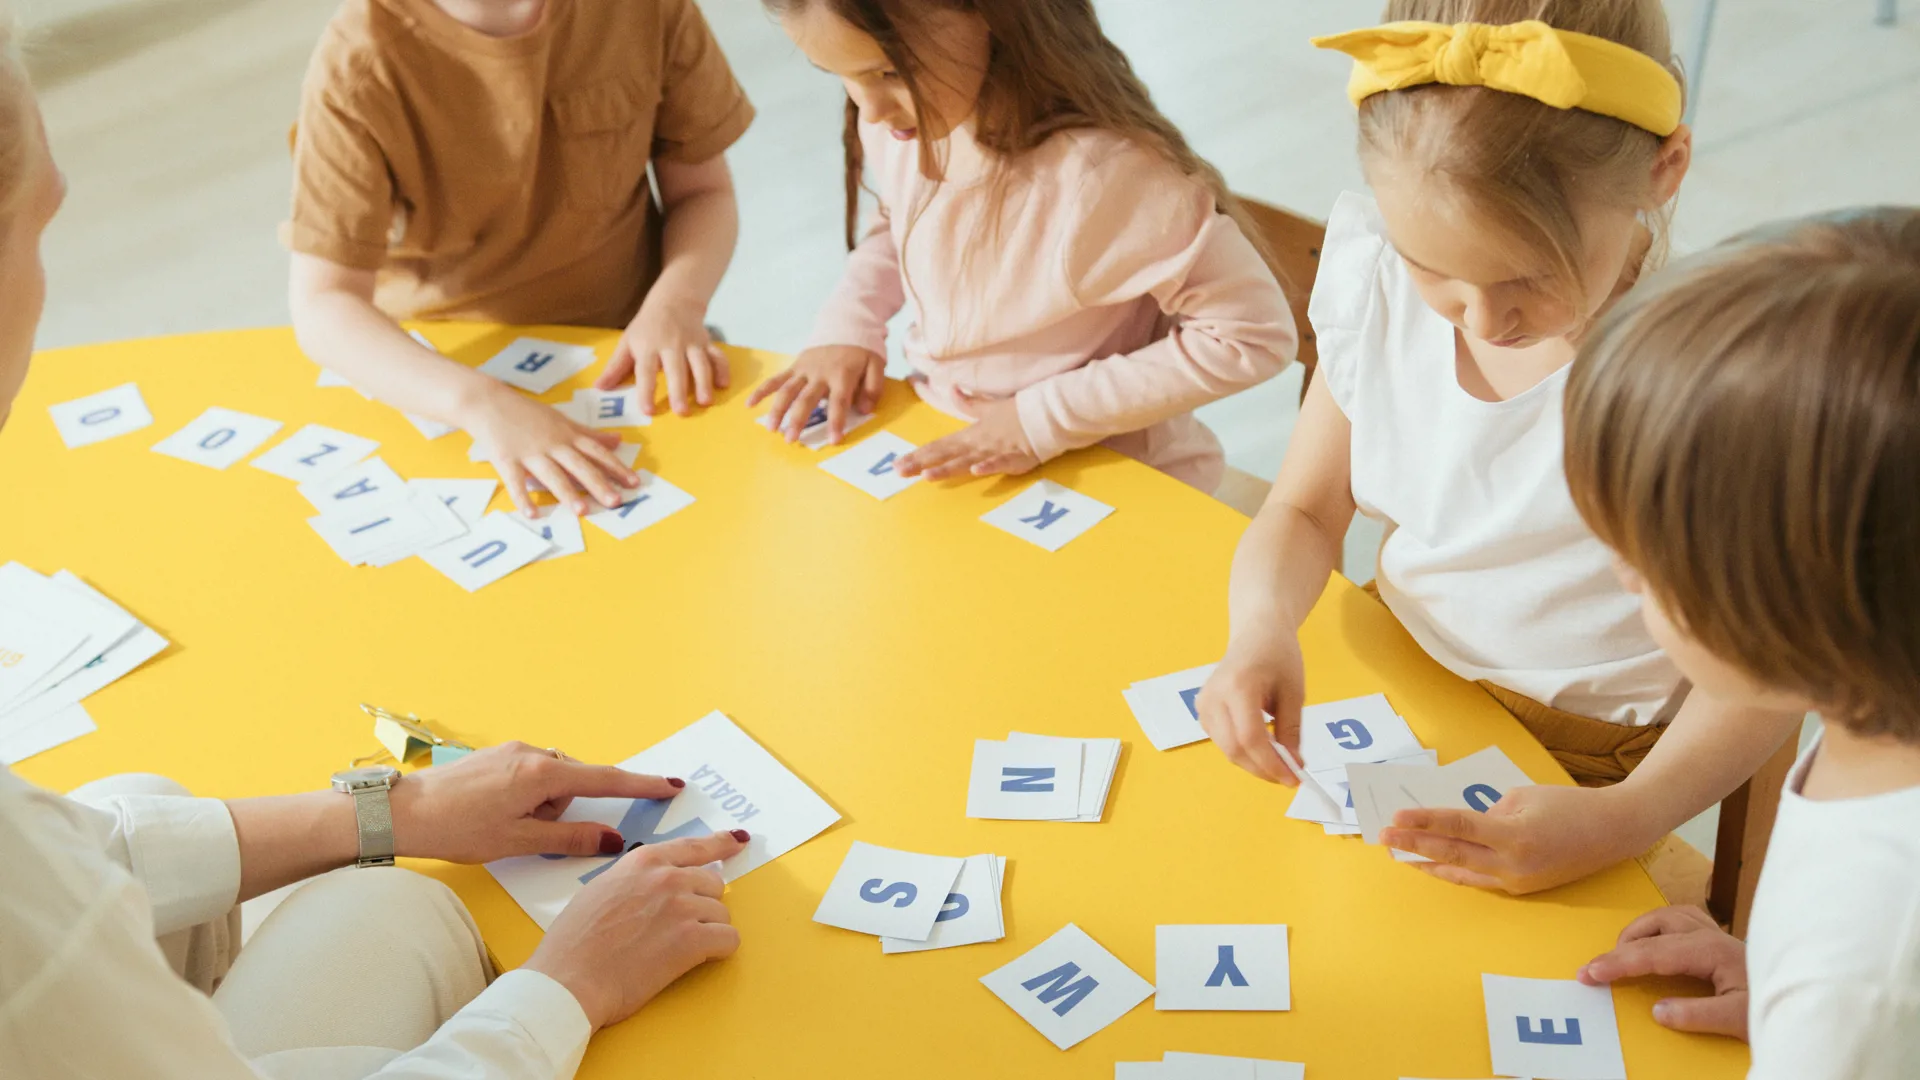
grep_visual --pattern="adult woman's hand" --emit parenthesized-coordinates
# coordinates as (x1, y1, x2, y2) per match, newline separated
(526, 829, 750, 1029)
(390, 741, 687, 864)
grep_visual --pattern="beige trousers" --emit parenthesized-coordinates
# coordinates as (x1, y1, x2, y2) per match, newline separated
(72, 775, 495, 1080)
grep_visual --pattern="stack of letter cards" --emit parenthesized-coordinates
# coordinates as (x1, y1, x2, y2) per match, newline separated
(1348, 746, 1536, 863)
(1121, 663, 1216, 751)
(1115, 1052, 1306, 1079)
(0, 563, 168, 763)
(813, 842, 1009, 954)
(1482, 975, 1627, 1080)
(487, 711, 838, 930)
(967, 733, 1122, 822)
(981, 924, 1155, 1050)
(1282, 694, 1433, 837)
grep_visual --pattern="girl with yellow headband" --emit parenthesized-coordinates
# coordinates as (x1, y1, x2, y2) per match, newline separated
(1196, 0, 1804, 898)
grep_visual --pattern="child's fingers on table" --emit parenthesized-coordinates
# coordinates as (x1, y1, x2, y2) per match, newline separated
(857, 356, 884, 412)
(970, 453, 1034, 476)
(661, 350, 693, 416)
(755, 373, 804, 426)
(526, 456, 589, 514)
(780, 381, 830, 440)
(1652, 993, 1747, 1039)
(708, 345, 732, 390)
(596, 339, 635, 391)
(745, 367, 793, 407)
(636, 351, 663, 416)
(574, 436, 640, 488)
(1578, 933, 1726, 985)
(825, 374, 852, 443)
(922, 446, 987, 480)
(552, 447, 624, 508)
(496, 460, 536, 516)
(1615, 905, 1717, 945)
(688, 346, 717, 406)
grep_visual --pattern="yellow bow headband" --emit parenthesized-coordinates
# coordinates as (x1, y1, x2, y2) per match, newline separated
(1312, 20, 1683, 137)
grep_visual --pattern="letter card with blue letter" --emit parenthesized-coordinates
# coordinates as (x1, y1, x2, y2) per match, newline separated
(811, 840, 965, 941)
(1482, 974, 1626, 1080)
(980, 923, 1154, 1050)
(980, 479, 1115, 552)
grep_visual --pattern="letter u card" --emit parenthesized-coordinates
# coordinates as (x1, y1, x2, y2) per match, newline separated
(486, 712, 839, 929)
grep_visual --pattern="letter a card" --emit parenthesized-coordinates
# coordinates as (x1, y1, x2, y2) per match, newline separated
(1154, 925, 1290, 1011)
(487, 711, 839, 929)
(811, 840, 963, 940)
(819, 431, 921, 500)
(981, 480, 1114, 552)
(1482, 974, 1626, 1080)
(980, 923, 1154, 1050)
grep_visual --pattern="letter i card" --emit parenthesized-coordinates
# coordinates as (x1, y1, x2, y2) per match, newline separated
(811, 840, 964, 941)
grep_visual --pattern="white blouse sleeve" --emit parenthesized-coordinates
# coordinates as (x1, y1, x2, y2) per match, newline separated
(1306, 190, 1393, 418)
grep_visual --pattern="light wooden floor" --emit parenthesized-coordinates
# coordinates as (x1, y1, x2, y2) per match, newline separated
(21, 0, 1917, 855)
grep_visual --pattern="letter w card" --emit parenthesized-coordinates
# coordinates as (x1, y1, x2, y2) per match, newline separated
(1482, 974, 1626, 1080)
(486, 711, 839, 929)
(980, 923, 1154, 1050)
(981, 480, 1114, 552)
(811, 840, 964, 941)
(966, 738, 1081, 820)
(819, 432, 922, 500)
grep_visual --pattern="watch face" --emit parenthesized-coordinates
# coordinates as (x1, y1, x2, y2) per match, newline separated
(334, 765, 400, 789)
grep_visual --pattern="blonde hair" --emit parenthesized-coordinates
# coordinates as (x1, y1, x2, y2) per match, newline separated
(1358, 0, 1683, 303)
(1565, 208, 1920, 739)
(0, 13, 35, 224)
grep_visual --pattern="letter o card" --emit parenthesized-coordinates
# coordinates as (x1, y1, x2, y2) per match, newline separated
(811, 841, 964, 941)
(48, 383, 153, 448)
(419, 511, 551, 592)
(151, 407, 283, 470)
(1154, 925, 1290, 1011)
(980, 923, 1154, 1050)
(981, 480, 1114, 552)
(1482, 974, 1626, 1080)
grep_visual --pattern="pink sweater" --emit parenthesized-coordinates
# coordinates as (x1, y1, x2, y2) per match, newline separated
(804, 123, 1297, 492)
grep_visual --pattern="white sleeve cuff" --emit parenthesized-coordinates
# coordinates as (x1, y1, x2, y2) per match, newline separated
(457, 969, 593, 1074)
(107, 795, 241, 935)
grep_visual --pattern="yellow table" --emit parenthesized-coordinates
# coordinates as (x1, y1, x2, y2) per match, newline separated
(3, 326, 1747, 1079)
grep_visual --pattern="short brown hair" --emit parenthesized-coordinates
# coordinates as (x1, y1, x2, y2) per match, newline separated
(1565, 207, 1920, 739)
(1357, 0, 1682, 305)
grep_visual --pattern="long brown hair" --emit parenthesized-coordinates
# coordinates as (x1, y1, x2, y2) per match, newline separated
(1565, 208, 1920, 738)
(1358, 0, 1683, 306)
(763, 0, 1267, 266)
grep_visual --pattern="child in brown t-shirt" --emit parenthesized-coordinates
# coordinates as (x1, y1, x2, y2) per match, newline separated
(286, 0, 752, 514)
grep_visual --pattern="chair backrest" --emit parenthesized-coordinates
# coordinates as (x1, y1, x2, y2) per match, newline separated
(1235, 196, 1325, 398)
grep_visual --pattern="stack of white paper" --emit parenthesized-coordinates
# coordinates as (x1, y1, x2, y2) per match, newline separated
(1121, 664, 1215, 751)
(1116, 1051, 1306, 1079)
(1347, 745, 1536, 863)
(812, 840, 970, 945)
(878, 853, 1007, 953)
(1282, 694, 1430, 836)
(0, 564, 169, 763)
(966, 733, 1121, 822)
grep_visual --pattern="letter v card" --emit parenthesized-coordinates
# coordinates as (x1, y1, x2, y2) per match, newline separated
(811, 841, 963, 940)
(486, 711, 839, 929)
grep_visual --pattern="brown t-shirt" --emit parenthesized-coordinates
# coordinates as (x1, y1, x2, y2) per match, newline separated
(284, 0, 753, 328)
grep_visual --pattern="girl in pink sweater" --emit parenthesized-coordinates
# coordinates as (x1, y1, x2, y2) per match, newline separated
(748, 0, 1297, 493)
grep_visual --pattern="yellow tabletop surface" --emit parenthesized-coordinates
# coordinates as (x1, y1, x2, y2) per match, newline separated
(1, 325, 1748, 1079)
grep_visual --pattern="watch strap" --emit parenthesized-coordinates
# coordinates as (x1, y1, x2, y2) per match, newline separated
(350, 783, 396, 867)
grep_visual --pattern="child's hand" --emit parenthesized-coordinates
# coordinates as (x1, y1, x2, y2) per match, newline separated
(747, 345, 885, 444)
(1380, 782, 1646, 894)
(895, 399, 1039, 479)
(1196, 630, 1306, 784)
(465, 386, 639, 516)
(1577, 906, 1750, 1040)
(600, 293, 730, 416)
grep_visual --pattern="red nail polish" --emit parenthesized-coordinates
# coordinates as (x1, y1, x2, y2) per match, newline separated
(668, 777, 686, 788)
(730, 829, 750, 843)
(598, 831, 625, 855)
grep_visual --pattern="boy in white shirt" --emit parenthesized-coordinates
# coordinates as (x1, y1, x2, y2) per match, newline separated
(1563, 207, 1920, 1078)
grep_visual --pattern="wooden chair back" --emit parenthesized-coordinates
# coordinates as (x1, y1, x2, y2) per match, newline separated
(1235, 196, 1325, 400)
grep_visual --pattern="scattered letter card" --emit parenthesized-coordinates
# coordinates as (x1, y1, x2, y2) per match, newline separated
(250, 424, 379, 482)
(49, 383, 153, 448)
(478, 337, 597, 393)
(584, 471, 694, 540)
(298, 456, 408, 513)
(1154, 925, 1290, 1011)
(760, 402, 872, 449)
(1482, 974, 1626, 1080)
(981, 480, 1114, 552)
(1123, 663, 1217, 751)
(981, 923, 1154, 1050)
(418, 512, 551, 592)
(1161, 1052, 1305, 1080)
(880, 854, 1006, 953)
(572, 386, 649, 428)
(486, 711, 839, 929)
(151, 407, 283, 470)
(967, 738, 1082, 820)
(819, 432, 921, 500)
(524, 506, 586, 561)
(812, 841, 964, 941)
(411, 478, 498, 526)
(1297, 693, 1423, 769)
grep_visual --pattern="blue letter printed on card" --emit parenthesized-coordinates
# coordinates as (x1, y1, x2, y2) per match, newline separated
(1179, 685, 1202, 719)
(516, 352, 554, 373)
(597, 396, 625, 420)
(859, 879, 919, 908)
(1204, 945, 1250, 988)
(1000, 766, 1057, 793)
(81, 407, 121, 426)
(1463, 783, 1502, 812)
(333, 478, 378, 500)
(199, 428, 237, 449)
(935, 891, 971, 923)
(462, 540, 507, 568)
(348, 516, 393, 536)
(1516, 1016, 1583, 1046)
(617, 493, 653, 518)
(1326, 718, 1373, 751)
(545, 797, 715, 884)
(868, 452, 899, 476)
(1022, 963, 1099, 1017)
(1019, 501, 1069, 529)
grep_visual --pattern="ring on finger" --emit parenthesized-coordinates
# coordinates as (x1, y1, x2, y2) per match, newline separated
(544, 747, 570, 762)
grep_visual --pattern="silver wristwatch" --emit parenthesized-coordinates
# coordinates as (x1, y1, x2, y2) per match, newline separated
(331, 764, 401, 868)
